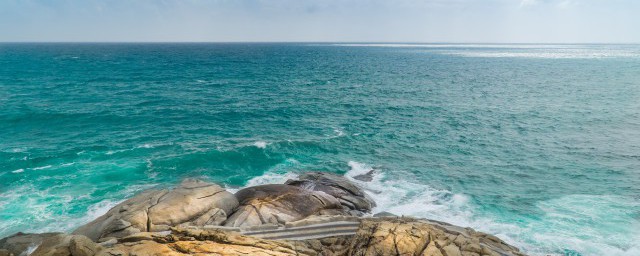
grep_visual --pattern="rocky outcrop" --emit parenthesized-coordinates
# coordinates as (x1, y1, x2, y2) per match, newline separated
(348, 218, 525, 256)
(0, 233, 101, 256)
(224, 184, 344, 227)
(0, 173, 527, 256)
(73, 179, 238, 241)
(1, 218, 525, 256)
(285, 172, 376, 214)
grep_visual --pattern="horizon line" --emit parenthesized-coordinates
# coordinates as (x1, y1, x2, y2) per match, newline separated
(1, 41, 640, 45)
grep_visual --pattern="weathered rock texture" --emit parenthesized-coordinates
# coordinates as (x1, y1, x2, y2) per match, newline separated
(285, 172, 376, 214)
(1, 174, 527, 256)
(1, 219, 525, 256)
(224, 184, 344, 227)
(0, 232, 102, 256)
(348, 218, 525, 256)
(73, 179, 238, 241)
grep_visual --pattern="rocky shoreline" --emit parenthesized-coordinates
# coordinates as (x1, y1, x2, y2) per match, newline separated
(0, 172, 526, 256)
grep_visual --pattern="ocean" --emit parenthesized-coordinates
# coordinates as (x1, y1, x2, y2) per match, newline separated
(0, 43, 638, 256)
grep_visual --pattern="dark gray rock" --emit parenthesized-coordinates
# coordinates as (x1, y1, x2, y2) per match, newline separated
(224, 184, 344, 227)
(285, 172, 376, 214)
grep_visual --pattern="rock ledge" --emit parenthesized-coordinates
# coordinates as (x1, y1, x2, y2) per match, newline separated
(0, 172, 526, 256)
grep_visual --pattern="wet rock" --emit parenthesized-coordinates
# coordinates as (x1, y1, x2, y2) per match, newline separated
(285, 172, 376, 213)
(352, 170, 375, 182)
(73, 179, 238, 241)
(224, 184, 343, 227)
(373, 211, 397, 217)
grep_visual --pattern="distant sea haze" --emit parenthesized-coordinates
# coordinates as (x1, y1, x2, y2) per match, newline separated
(1, 43, 639, 256)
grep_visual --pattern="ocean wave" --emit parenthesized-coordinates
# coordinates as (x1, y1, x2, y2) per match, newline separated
(237, 161, 639, 256)
(343, 161, 479, 228)
(518, 195, 640, 256)
(253, 141, 268, 149)
(329, 43, 576, 49)
(0, 182, 157, 237)
(440, 49, 640, 59)
(105, 143, 164, 155)
(237, 160, 482, 230)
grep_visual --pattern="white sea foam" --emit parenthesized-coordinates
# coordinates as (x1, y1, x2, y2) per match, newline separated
(235, 161, 639, 256)
(253, 141, 268, 149)
(441, 48, 640, 59)
(346, 161, 373, 177)
(74, 199, 124, 226)
(330, 43, 574, 49)
(0, 181, 157, 238)
(106, 144, 159, 155)
(12, 168, 24, 173)
(344, 161, 478, 228)
(137, 143, 154, 149)
(516, 195, 640, 256)
(32, 165, 52, 170)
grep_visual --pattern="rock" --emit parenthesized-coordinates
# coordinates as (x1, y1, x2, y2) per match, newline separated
(285, 172, 376, 213)
(0, 232, 63, 256)
(97, 238, 117, 247)
(347, 217, 526, 256)
(96, 240, 183, 256)
(2, 177, 529, 256)
(0, 232, 99, 256)
(118, 232, 156, 243)
(69, 236, 102, 256)
(224, 184, 343, 227)
(373, 211, 397, 217)
(352, 170, 375, 182)
(73, 179, 238, 241)
(284, 215, 360, 228)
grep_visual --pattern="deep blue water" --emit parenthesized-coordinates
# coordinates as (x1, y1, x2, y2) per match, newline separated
(1, 43, 639, 255)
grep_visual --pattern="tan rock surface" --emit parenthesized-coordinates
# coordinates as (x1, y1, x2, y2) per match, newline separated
(73, 179, 238, 241)
(0, 232, 101, 256)
(347, 217, 525, 256)
(1, 178, 529, 256)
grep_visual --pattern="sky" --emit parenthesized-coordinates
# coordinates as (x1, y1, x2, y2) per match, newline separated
(0, 0, 638, 43)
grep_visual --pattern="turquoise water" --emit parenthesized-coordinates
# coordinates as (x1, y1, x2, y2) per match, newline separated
(1, 43, 639, 255)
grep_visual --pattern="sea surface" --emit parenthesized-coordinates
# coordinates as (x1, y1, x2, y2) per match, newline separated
(1, 43, 639, 256)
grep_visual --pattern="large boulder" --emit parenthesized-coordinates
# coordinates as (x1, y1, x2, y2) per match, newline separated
(96, 227, 316, 256)
(223, 184, 344, 227)
(73, 179, 238, 241)
(285, 172, 376, 214)
(347, 217, 526, 256)
(0, 232, 100, 256)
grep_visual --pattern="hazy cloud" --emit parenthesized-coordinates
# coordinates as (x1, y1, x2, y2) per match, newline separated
(0, 0, 638, 43)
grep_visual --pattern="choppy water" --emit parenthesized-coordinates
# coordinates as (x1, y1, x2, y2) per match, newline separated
(1, 43, 639, 256)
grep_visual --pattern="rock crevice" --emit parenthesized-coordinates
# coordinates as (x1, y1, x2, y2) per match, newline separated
(0, 173, 526, 256)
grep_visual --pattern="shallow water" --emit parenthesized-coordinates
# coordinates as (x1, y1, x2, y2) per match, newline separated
(1, 43, 639, 255)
